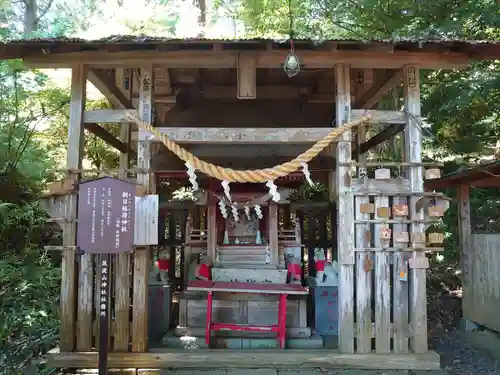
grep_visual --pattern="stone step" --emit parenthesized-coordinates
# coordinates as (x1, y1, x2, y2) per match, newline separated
(218, 247, 267, 255)
(218, 256, 267, 263)
(162, 334, 323, 350)
(212, 268, 287, 283)
(215, 263, 278, 269)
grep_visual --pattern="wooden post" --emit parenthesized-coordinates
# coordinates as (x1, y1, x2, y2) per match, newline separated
(63, 64, 87, 352)
(458, 184, 471, 322)
(403, 66, 428, 353)
(132, 66, 154, 352)
(114, 68, 133, 352)
(269, 201, 279, 265)
(335, 63, 355, 353)
(354, 121, 372, 353)
(207, 198, 217, 263)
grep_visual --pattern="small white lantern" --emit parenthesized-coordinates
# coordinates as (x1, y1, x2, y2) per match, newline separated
(283, 52, 300, 78)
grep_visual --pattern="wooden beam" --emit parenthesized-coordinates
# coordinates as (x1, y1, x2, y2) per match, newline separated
(153, 85, 317, 103)
(138, 127, 335, 144)
(358, 123, 405, 154)
(354, 70, 403, 109)
(237, 52, 256, 99)
(84, 123, 135, 155)
(23, 50, 469, 70)
(85, 108, 405, 126)
(335, 63, 355, 354)
(152, 123, 404, 159)
(470, 177, 500, 187)
(88, 69, 134, 109)
(45, 349, 442, 370)
(403, 66, 427, 354)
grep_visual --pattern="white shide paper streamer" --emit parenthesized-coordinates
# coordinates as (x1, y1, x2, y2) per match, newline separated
(244, 205, 251, 220)
(218, 200, 228, 219)
(231, 205, 239, 221)
(221, 180, 231, 202)
(265, 180, 281, 202)
(254, 204, 263, 219)
(300, 162, 315, 187)
(185, 161, 198, 191)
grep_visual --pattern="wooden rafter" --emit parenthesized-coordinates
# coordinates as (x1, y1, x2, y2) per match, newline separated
(88, 69, 134, 109)
(354, 70, 403, 109)
(84, 123, 135, 155)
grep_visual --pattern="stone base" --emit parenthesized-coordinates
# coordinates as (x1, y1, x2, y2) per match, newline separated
(175, 326, 312, 338)
(162, 332, 323, 349)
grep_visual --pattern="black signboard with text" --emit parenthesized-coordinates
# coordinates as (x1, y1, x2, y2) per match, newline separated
(77, 176, 136, 254)
(77, 176, 137, 375)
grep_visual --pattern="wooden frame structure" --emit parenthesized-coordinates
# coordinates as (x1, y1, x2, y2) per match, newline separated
(2, 37, 499, 372)
(425, 161, 500, 334)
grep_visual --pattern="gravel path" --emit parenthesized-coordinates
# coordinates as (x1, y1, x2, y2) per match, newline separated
(430, 330, 500, 375)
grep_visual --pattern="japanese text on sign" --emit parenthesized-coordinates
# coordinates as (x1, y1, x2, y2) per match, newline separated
(100, 259, 108, 317)
(77, 177, 136, 254)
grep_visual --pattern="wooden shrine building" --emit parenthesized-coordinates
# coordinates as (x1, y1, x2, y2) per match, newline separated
(1, 37, 499, 372)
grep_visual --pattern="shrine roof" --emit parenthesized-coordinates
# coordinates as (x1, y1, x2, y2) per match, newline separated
(424, 160, 500, 190)
(0, 35, 499, 60)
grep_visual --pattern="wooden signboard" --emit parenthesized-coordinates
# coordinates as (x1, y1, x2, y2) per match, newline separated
(134, 195, 159, 245)
(374, 168, 391, 180)
(77, 176, 136, 375)
(77, 176, 136, 254)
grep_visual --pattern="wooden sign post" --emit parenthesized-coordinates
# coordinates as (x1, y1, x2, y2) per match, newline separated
(77, 176, 136, 375)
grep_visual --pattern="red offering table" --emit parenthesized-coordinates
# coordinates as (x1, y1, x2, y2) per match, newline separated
(187, 280, 308, 349)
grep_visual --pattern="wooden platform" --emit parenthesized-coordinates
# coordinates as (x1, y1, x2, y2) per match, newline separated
(45, 348, 441, 370)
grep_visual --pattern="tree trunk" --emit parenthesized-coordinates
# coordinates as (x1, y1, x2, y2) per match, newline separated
(195, 0, 206, 37)
(24, 0, 37, 35)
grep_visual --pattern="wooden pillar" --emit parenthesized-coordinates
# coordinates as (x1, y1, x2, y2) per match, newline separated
(458, 184, 471, 321)
(114, 68, 133, 352)
(207, 198, 217, 262)
(403, 66, 428, 353)
(335, 63, 355, 353)
(61, 64, 87, 352)
(354, 117, 372, 353)
(269, 202, 279, 265)
(132, 66, 154, 352)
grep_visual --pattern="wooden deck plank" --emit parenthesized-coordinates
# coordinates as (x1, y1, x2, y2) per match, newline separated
(45, 349, 441, 370)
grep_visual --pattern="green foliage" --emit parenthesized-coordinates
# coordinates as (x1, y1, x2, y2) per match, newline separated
(289, 182, 328, 202)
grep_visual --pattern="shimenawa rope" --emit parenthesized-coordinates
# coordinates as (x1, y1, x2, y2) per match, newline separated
(127, 114, 371, 183)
